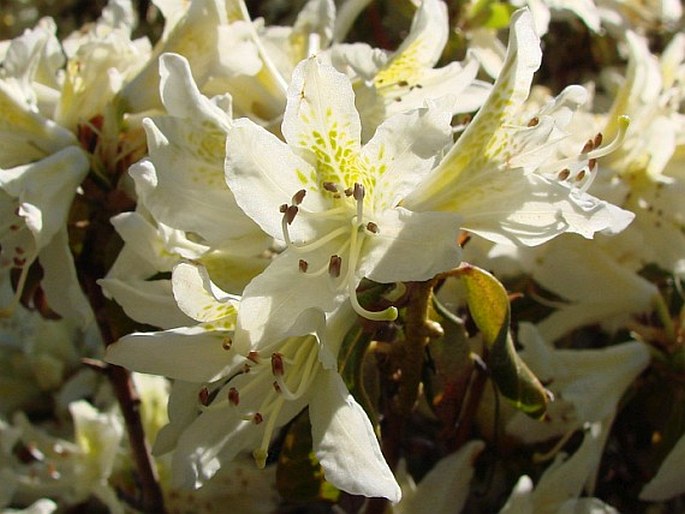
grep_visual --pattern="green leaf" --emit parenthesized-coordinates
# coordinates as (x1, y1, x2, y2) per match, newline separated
(455, 264, 549, 418)
(276, 410, 340, 503)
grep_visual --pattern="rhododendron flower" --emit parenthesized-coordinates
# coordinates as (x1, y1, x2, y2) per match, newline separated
(225, 56, 462, 346)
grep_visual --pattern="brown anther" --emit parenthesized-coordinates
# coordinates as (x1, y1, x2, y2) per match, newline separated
(588, 158, 597, 171)
(253, 413, 264, 425)
(397, 80, 409, 87)
(415, 83, 423, 89)
(328, 255, 342, 278)
(273, 381, 281, 393)
(593, 133, 603, 148)
(581, 139, 594, 154)
(271, 352, 284, 376)
(527, 116, 540, 127)
(279, 203, 288, 213)
(558, 168, 571, 180)
(247, 351, 260, 363)
(222, 337, 233, 350)
(366, 221, 379, 234)
(228, 387, 240, 406)
(292, 189, 306, 205)
(9, 224, 20, 231)
(198, 387, 210, 406)
(344, 187, 354, 197)
(353, 182, 365, 201)
(13, 257, 26, 267)
(285, 205, 298, 225)
(323, 181, 338, 193)
(298, 259, 309, 272)
(575, 169, 586, 181)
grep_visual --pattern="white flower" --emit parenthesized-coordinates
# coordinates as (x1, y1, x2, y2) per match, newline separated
(392, 441, 485, 514)
(500, 422, 619, 514)
(404, 9, 634, 248)
(527, 236, 659, 342)
(225, 56, 462, 346)
(331, 0, 490, 140)
(640, 432, 685, 501)
(0, 402, 124, 513)
(106, 262, 401, 501)
(506, 323, 651, 444)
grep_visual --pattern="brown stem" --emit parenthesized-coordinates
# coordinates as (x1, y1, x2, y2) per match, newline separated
(74, 182, 166, 514)
(379, 281, 439, 469)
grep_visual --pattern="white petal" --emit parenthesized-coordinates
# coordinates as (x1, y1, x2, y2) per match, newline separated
(310, 369, 401, 502)
(640, 432, 685, 500)
(225, 117, 322, 241)
(282, 57, 362, 187)
(106, 325, 243, 383)
(99, 277, 193, 329)
(236, 251, 334, 346)
(363, 208, 462, 284)
(396, 440, 485, 514)
(172, 262, 239, 322)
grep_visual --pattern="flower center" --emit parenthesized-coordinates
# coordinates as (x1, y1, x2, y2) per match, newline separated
(278, 182, 398, 322)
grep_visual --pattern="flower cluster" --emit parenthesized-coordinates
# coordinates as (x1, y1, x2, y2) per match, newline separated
(1, 0, 684, 513)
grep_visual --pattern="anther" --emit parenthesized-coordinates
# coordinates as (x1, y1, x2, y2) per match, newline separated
(228, 387, 240, 406)
(285, 205, 298, 225)
(344, 187, 354, 197)
(581, 139, 594, 154)
(198, 387, 210, 406)
(271, 352, 285, 376)
(279, 204, 288, 213)
(366, 221, 379, 234)
(298, 259, 309, 272)
(588, 158, 597, 171)
(247, 351, 260, 363)
(323, 182, 338, 193)
(253, 413, 264, 425)
(328, 255, 342, 278)
(292, 189, 306, 205)
(593, 133, 603, 148)
(527, 116, 540, 127)
(273, 381, 281, 393)
(558, 168, 571, 180)
(353, 183, 365, 201)
(575, 169, 586, 181)
(222, 337, 233, 350)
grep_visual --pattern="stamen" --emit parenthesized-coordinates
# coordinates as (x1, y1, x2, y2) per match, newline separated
(366, 221, 379, 234)
(354, 182, 365, 222)
(279, 204, 288, 213)
(353, 182, 365, 201)
(558, 168, 571, 181)
(588, 158, 597, 171)
(298, 259, 308, 272)
(222, 337, 233, 350)
(285, 205, 298, 225)
(271, 353, 284, 376)
(247, 351, 260, 363)
(527, 116, 540, 127)
(593, 132, 603, 148)
(228, 387, 240, 406)
(344, 187, 354, 197)
(253, 412, 263, 425)
(328, 255, 342, 278)
(581, 139, 594, 154)
(575, 169, 586, 182)
(323, 181, 338, 193)
(292, 189, 306, 206)
(349, 285, 398, 322)
(198, 387, 210, 406)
